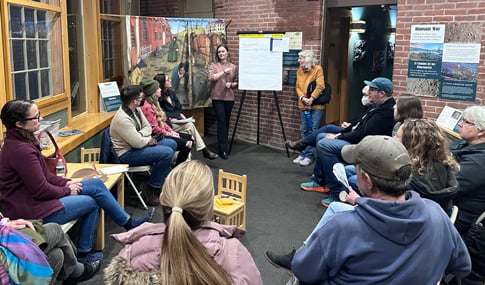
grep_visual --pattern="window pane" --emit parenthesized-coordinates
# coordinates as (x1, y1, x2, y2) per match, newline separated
(39, 40, 48, 67)
(27, 40, 38, 69)
(9, 4, 64, 100)
(28, 71, 40, 100)
(9, 6, 23, 38)
(41, 70, 50, 97)
(13, 73, 27, 100)
(37, 10, 47, 38)
(67, 0, 86, 116)
(25, 8, 35, 38)
(100, 0, 120, 14)
(11, 39, 25, 71)
(101, 18, 121, 79)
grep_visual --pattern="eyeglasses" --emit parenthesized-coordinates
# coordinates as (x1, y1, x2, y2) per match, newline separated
(24, 113, 41, 122)
(461, 118, 475, 126)
(406, 118, 424, 126)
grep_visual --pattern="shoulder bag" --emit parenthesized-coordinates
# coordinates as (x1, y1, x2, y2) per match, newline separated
(307, 81, 332, 106)
(37, 130, 67, 175)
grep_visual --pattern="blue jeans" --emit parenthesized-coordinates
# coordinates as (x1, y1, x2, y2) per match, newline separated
(345, 165, 359, 193)
(304, 202, 354, 245)
(313, 137, 349, 197)
(302, 124, 344, 146)
(43, 179, 130, 253)
(299, 145, 315, 159)
(300, 109, 324, 137)
(119, 138, 176, 189)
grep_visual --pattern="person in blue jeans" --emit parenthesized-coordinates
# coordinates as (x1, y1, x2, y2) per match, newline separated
(0, 100, 155, 265)
(266, 136, 471, 285)
(110, 85, 177, 206)
(294, 78, 395, 206)
(291, 50, 326, 167)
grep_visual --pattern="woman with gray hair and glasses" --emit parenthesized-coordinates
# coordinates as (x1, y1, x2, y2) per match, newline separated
(290, 50, 326, 167)
(450, 105, 485, 235)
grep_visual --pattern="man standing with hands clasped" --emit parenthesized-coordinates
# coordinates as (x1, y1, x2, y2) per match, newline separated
(289, 136, 471, 284)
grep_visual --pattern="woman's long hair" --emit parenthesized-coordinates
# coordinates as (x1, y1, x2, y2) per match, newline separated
(144, 88, 167, 128)
(160, 161, 232, 285)
(154, 73, 169, 101)
(400, 118, 459, 174)
(394, 94, 423, 123)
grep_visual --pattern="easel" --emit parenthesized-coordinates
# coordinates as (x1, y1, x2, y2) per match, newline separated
(231, 30, 290, 157)
(229, 90, 290, 157)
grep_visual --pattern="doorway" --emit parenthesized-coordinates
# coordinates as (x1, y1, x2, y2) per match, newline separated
(323, 3, 397, 123)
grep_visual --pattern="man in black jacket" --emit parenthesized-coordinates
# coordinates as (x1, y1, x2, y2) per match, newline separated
(299, 77, 396, 206)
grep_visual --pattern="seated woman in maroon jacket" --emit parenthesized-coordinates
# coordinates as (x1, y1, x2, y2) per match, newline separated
(0, 100, 154, 263)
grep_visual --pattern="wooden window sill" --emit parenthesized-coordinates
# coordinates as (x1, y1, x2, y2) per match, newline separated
(45, 112, 114, 155)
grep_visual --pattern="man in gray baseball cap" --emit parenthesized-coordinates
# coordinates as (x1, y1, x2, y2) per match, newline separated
(289, 135, 471, 284)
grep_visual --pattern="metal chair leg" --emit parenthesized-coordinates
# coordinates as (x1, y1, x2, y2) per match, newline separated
(124, 172, 148, 210)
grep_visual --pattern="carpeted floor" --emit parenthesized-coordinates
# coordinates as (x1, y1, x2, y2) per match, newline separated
(81, 135, 328, 285)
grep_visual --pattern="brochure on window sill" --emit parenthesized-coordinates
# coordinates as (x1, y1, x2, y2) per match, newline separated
(172, 117, 195, 124)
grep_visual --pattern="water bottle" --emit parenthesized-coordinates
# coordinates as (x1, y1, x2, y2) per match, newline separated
(55, 158, 65, 177)
(304, 110, 313, 129)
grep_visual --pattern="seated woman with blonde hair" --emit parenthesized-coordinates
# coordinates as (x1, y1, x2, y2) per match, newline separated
(104, 160, 262, 285)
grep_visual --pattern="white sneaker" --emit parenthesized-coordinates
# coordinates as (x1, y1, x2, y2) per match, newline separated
(292, 156, 304, 164)
(299, 157, 312, 166)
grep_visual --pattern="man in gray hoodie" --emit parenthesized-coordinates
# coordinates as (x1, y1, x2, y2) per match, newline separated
(286, 136, 470, 284)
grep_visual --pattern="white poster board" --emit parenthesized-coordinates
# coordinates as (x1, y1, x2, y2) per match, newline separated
(238, 33, 287, 91)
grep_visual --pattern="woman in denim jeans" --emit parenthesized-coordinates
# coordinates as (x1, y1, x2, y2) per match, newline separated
(0, 100, 154, 263)
(291, 50, 326, 167)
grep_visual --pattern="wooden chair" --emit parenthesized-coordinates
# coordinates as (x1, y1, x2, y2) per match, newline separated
(80, 147, 100, 164)
(213, 169, 247, 230)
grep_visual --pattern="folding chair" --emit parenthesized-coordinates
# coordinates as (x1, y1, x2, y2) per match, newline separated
(98, 128, 149, 209)
(213, 169, 247, 230)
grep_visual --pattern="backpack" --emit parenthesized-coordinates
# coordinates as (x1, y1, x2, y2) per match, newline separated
(307, 81, 332, 106)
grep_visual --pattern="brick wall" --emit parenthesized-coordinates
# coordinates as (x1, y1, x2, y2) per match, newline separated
(140, 0, 485, 150)
(212, 0, 323, 149)
(139, 0, 321, 149)
(393, 0, 485, 119)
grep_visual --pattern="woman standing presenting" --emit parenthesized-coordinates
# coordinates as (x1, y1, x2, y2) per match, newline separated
(208, 44, 238, 159)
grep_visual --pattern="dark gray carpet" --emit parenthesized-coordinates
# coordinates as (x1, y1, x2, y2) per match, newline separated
(82, 136, 327, 285)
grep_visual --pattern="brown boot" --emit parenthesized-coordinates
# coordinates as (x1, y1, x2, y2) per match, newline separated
(141, 183, 160, 206)
(202, 148, 218, 160)
(285, 140, 307, 151)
